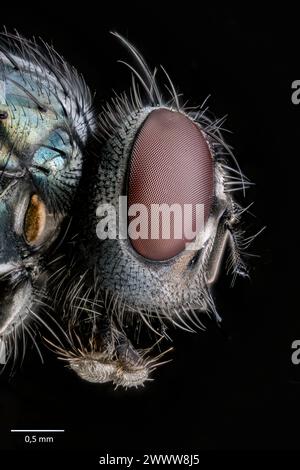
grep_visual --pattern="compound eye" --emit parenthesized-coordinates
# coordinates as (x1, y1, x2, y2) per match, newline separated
(128, 108, 214, 261)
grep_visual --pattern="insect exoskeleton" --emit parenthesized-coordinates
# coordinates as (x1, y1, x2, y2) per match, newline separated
(52, 33, 256, 389)
(0, 31, 95, 367)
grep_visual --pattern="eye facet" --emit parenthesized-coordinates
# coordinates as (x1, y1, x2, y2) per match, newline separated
(24, 194, 46, 246)
(128, 108, 214, 261)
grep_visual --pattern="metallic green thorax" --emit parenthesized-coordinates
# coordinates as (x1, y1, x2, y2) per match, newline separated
(0, 34, 94, 213)
(0, 33, 95, 351)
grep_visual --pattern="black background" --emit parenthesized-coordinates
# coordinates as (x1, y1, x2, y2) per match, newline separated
(0, 3, 295, 454)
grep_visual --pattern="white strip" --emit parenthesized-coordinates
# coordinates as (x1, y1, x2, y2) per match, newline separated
(0, 262, 18, 275)
(0, 339, 6, 364)
(0, 80, 6, 104)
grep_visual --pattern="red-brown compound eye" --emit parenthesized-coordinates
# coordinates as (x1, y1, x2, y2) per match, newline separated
(128, 108, 214, 261)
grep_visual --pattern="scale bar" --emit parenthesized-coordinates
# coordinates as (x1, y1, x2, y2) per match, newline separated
(11, 430, 65, 433)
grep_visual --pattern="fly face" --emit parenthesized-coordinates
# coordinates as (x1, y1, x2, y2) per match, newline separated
(94, 105, 227, 315)
(54, 34, 256, 389)
(92, 36, 253, 321)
